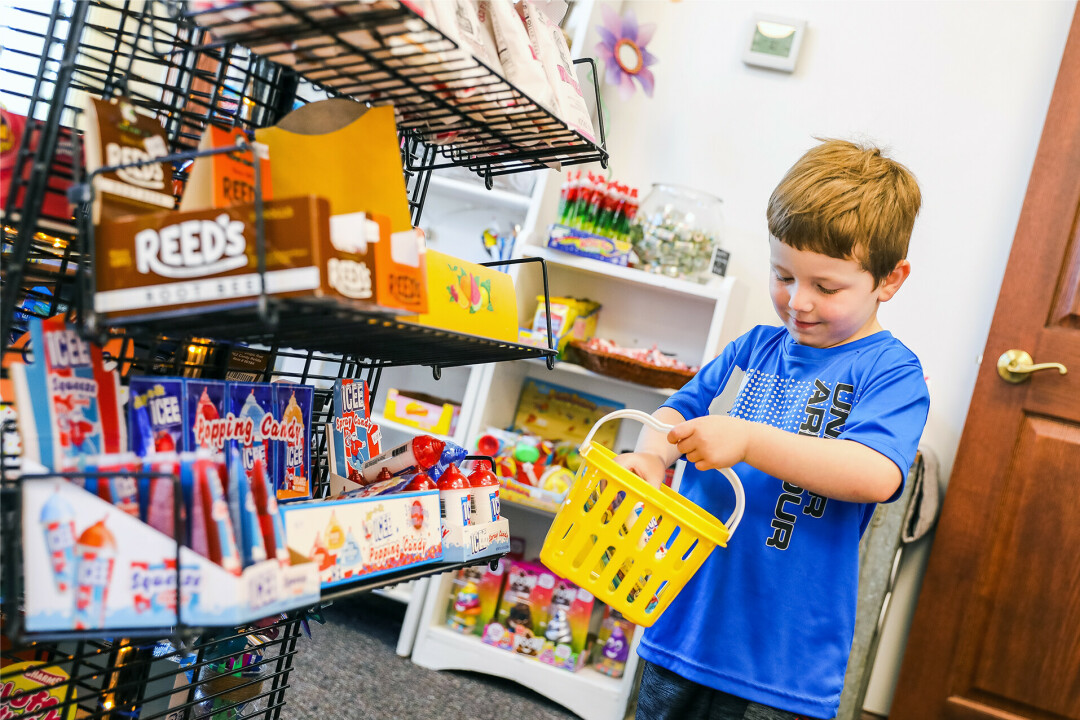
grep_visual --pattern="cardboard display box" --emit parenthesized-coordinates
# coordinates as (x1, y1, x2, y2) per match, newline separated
(280, 490, 443, 588)
(22, 479, 319, 632)
(94, 196, 427, 319)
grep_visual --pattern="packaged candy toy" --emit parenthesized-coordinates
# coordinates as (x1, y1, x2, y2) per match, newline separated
(446, 566, 485, 633)
(537, 576, 595, 672)
(484, 560, 554, 657)
(360, 435, 444, 485)
(592, 606, 636, 678)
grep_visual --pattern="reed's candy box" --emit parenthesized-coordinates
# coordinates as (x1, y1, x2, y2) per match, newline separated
(483, 560, 555, 657)
(538, 577, 595, 672)
(129, 378, 185, 456)
(272, 383, 313, 502)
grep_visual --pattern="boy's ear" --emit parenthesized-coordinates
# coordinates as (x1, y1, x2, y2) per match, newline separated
(877, 260, 911, 302)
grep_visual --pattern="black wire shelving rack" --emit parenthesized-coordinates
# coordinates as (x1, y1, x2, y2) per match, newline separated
(0, 0, 602, 715)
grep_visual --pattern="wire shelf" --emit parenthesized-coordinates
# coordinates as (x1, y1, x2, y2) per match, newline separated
(185, 0, 609, 180)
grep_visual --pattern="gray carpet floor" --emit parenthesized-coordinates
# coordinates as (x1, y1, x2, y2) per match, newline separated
(285, 591, 579, 719)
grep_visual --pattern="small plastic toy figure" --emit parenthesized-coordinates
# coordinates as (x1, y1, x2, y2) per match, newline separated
(449, 581, 482, 631)
(544, 606, 572, 645)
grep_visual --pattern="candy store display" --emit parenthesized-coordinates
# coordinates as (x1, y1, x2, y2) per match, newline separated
(442, 557, 638, 675)
(628, 182, 729, 283)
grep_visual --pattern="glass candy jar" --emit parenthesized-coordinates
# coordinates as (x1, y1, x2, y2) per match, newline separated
(628, 184, 725, 283)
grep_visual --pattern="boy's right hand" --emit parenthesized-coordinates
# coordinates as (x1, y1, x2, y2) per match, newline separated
(614, 452, 669, 489)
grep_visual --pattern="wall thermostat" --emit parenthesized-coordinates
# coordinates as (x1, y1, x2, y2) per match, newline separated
(743, 14, 806, 73)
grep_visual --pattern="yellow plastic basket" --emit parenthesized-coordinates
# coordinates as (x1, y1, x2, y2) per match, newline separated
(540, 410, 744, 627)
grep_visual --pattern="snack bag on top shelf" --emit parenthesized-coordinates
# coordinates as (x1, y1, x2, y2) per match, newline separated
(486, 0, 556, 123)
(521, 1, 596, 143)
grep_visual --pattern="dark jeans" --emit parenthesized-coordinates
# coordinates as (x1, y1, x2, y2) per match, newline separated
(635, 660, 821, 720)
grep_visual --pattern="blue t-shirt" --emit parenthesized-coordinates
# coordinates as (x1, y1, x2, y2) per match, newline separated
(637, 325, 929, 718)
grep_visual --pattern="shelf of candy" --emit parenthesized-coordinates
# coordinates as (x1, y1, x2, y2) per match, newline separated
(82, 92, 555, 368)
(8, 316, 321, 635)
(443, 558, 639, 676)
(473, 426, 576, 514)
(543, 172, 641, 266)
(283, 419, 509, 596)
(185, 1, 607, 176)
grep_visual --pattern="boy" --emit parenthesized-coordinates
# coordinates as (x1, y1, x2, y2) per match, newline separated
(618, 139, 929, 720)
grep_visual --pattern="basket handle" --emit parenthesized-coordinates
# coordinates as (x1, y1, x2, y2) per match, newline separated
(581, 409, 745, 536)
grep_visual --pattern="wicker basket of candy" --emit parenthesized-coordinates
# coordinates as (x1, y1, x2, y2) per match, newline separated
(565, 339, 698, 390)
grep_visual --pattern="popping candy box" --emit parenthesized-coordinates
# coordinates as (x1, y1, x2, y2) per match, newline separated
(227, 381, 274, 490)
(483, 559, 555, 657)
(129, 377, 185, 456)
(281, 489, 442, 588)
(328, 378, 382, 485)
(537, 576, 595, 672)
(272, 383, 313, 502)
(11, 316, 126, 471)
(184, 379, 227, 452)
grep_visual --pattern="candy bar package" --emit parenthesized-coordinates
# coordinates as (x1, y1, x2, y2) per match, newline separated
(11, 316, 126, 471)
(521, 1, 596, 143)
(484, 559, 555, 656)
(538, 575, 595, 672)
(272, 383, 313, 502)
(227, 382, 274, 490)
(329, 378, 382, 485)
(227, 446, 269, 568)
(129, 377, 185, 456)
(184, 379, 227, 452)
(83, 453, 142, 518)
(141, 453, 183, 538)
(591, 605, 636, 678)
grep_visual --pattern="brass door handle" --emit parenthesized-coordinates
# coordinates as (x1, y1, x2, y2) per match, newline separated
(996, 349, 1068, 384)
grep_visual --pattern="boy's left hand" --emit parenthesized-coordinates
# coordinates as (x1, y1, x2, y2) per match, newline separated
(667, 416, 751, 471)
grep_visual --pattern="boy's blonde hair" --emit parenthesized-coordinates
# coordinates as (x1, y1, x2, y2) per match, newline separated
(767, 139, 921, 285)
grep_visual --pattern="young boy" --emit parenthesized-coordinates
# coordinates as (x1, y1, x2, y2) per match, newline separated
(618, 139, 929, 720)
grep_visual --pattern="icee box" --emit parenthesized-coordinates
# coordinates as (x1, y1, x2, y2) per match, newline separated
(22, 478, 320, 632)
(280, 490, 442, 588)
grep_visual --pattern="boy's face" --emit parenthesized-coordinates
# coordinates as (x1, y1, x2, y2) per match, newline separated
(769, 237, 903, 348)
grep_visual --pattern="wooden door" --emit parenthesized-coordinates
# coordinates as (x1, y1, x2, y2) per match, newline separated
(890, 9, 1080, 720)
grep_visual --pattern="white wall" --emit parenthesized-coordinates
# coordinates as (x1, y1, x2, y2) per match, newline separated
(589, 0, 1075, 713)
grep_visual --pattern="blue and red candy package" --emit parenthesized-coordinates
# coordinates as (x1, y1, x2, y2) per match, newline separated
(129, 378, 185, 456)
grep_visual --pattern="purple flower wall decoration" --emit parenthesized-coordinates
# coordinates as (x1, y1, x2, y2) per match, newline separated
(595, 4, 658, 100)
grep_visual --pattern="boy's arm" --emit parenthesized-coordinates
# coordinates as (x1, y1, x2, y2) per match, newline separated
(614, 406, 688, 488)
(668, 415, 902, 503)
